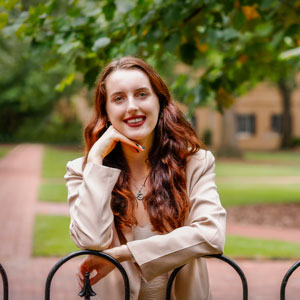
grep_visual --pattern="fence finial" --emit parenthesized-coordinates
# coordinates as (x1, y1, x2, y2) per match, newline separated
(78, 271, 96, 300)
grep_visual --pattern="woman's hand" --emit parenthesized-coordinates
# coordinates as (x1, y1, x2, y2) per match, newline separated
(78, 254, 115, 286)
(87, 125, 144, 164)
(78, 245, 132, 286)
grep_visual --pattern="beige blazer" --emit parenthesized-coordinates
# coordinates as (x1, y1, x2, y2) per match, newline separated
(65, 150, 226, 300)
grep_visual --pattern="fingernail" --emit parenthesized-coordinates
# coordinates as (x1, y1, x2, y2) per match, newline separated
(136, 143, 145, 150)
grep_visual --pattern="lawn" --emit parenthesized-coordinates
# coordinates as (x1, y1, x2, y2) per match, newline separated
(38, 146, 83, 203)
(32, 213, 300, 259)
(225, 235, 300, 259)
(215, 161, 300, 177)
(245, 151, 300, 164)
(218, 183, 300, 207)
(33, 147, 300, 258)
(33, 214, 79, 256)
(42, 146, 83, 178)
(0, 144, 14, 159)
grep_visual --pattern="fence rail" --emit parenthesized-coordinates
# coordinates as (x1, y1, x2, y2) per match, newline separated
(280, 259, 300, 300)
(1, 252, 300, 299)
(166, 254, 248, 300)
(0, 264, 9, 300)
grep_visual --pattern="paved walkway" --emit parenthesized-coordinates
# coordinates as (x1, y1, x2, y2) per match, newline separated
(1, 144, 300, 299)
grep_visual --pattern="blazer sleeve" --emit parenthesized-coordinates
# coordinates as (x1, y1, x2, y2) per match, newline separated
(64, 158, 121, 250)
(126, 150, 226, 281)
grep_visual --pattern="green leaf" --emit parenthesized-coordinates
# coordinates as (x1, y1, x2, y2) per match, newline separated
(222, 28, 239, 41)
(92, 37, 111, 52)
(103, 2, 116, 21)
(255, 22, 273, 37)
(232, 8, 246, 30)
(260, 0, 277, 10)
(57, 41, 81, 55)
(55, 73, 75, 92)
(162, 4, 181, 27)
(179, 42, 197, 65)
(3, 0, 19, 10)
(163, 32, 181, 52)
(0, 12, 8, 30)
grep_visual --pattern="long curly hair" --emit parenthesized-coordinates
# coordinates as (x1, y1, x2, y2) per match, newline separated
(85, 57, 202, 233)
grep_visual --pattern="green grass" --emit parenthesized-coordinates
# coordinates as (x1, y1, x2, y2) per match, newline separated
(42, 146, 83, 178)
(39, 146, 82, 203)
(215, 162, 300, 177)
(218, 183, 300, 207)
(33, 214, 79, 256)
(0, 145, 14, 159)
(225, 235, 300, 259)
(39, 182, 67, 202)
(245, 151, 300, 164)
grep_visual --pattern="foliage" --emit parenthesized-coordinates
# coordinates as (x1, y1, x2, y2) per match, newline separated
(1, 0, 300, 113)
(0, 34, 82, 142)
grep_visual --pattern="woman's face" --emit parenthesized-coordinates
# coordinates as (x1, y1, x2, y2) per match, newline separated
(105, 69, 160, 145)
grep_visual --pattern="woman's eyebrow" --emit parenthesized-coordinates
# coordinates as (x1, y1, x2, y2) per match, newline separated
(135, 87, 150, 92)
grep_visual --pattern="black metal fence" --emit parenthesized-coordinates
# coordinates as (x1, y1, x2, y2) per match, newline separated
(1, 253, 300, 300)
(0, 264, 8, 300)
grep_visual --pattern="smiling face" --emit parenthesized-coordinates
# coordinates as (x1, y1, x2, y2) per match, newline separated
(105, 69, 160, 145)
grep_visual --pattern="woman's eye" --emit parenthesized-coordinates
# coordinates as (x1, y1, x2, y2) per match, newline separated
(114, 96, 124, 102)
(138, 92, 147, 98)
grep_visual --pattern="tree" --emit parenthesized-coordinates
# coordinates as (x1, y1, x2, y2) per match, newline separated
(1, 0, 300, 148)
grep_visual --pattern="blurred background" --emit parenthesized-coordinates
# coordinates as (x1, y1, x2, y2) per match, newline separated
(0, 0, 300, 299)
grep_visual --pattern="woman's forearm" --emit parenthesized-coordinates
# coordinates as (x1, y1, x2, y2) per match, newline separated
(104, 245, 132, 262)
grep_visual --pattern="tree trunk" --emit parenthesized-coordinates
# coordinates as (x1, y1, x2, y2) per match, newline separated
(278, 80, 292, 149)
(217, 105, 243, 157)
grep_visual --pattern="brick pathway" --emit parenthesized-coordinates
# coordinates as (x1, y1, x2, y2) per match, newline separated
(1, 144, 300, 299)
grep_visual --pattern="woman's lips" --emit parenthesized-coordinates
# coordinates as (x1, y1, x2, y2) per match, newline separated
(124, 116, 146, 127)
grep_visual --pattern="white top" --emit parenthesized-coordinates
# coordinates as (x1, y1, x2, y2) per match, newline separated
(132, 224, 168, 300)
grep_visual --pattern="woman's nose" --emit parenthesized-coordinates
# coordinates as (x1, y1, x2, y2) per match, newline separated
(127, 97, 138, 113)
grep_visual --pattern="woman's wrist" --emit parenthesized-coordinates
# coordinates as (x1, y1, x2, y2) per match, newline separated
(87, 153, 103, 164)
(104, 245, 131, 262)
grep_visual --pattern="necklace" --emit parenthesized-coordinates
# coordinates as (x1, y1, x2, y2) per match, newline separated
(132, 174, 149, 201)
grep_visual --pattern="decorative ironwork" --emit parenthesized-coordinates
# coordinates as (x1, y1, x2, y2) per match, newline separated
(78, 272, 96, 300)
(45, 250, 130, 300)
(166, 254, 248, 300)
(280, 259, 300, 300)
(0, 264, 9, 300)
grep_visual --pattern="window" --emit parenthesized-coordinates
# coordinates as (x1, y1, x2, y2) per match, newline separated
(271, 114, 282, 133)
(236, 114, 256, 135)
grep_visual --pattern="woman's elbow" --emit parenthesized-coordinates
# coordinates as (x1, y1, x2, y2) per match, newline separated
(69, 225, 113, 251)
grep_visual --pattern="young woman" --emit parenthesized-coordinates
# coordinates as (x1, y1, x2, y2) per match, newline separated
(65, 57, 226, 300)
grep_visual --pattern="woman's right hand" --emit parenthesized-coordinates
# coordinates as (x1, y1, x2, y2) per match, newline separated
(87, 125, 143, 164)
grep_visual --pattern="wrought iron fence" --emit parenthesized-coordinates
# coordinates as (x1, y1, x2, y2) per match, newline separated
(2, 252, 299, 299)
(280, 259, 300, 300)
(45, 250, 130, 300)
(166, 254, 248, 300)
(0, 264, 8, 300)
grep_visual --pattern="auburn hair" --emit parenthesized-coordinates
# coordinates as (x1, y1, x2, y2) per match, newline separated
(84, 57, 202, 233)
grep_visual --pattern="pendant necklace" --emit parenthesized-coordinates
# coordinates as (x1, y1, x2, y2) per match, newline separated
(132, 174, 150, 201)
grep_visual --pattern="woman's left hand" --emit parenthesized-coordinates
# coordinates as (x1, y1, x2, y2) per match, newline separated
(78, 254, 115, 286)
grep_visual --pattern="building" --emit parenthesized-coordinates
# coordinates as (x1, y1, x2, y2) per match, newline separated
(194, 81, 300, 150)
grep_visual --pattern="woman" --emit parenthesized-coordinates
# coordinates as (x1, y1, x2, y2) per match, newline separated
(65, 56, 226, 300)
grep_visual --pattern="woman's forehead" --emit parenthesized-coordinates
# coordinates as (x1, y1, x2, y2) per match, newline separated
(106, 69, 153, 94)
